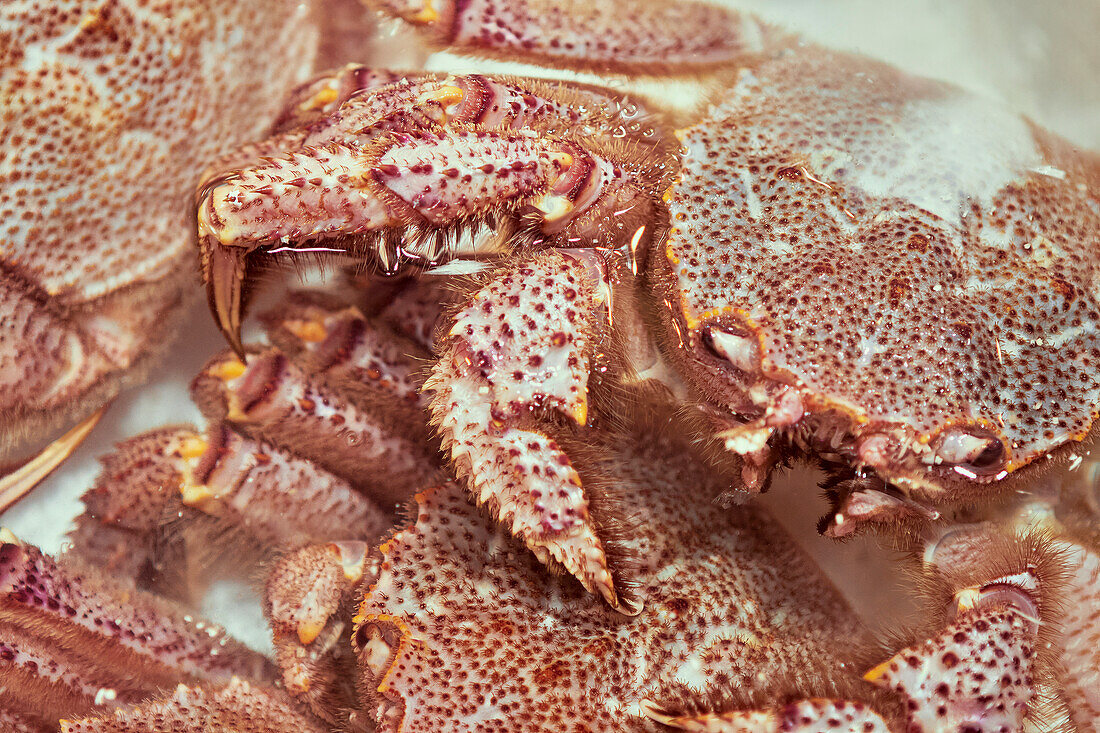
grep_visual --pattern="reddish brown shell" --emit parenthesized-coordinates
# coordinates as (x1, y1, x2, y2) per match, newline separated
(355, 432, 873, 731)
(660, 46, 1100, 492)
(0, 0, 319, 452)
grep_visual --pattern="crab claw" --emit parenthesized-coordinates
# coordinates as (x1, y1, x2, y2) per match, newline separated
(203, 242, 248, 360)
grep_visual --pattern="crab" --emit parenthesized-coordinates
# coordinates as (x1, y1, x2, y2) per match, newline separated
(2, 0, 1099, 731)
(5, 382, 1100, 730)
(194, 0, 1100, 615)
(0, 0, 393, 506)
(0, 280, 1097, 730)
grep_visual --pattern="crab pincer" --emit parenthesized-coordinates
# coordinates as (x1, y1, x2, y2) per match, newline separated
(197, 72, 668, 359)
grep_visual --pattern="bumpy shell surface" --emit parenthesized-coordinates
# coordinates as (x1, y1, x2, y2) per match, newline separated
(0, 0, 319, 450)
(356, 431, 873, 731)
(662, 47, 1100, 493)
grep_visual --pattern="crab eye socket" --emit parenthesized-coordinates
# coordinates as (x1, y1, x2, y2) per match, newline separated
(698, 326, 758, 373)
(947, 581, 1040, 635)
(934, 429, 1006, 476)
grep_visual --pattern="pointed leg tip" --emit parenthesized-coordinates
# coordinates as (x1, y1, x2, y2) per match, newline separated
(205, 244, 248, 358)
(0, 405, 107, 512)
(223, 328, 248, 362)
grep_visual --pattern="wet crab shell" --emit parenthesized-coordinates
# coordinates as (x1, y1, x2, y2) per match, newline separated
(0, 0, 323, 462)
(657, 46, 1100, 501)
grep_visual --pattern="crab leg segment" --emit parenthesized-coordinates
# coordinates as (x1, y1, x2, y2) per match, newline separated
(202, 70, 649, 193)
(192, 347, 439, 505)
(641, 700, 891, 732)
(426, 251, 638, 612)
(262, 295, 430, 406)
(0, 537, 271, 727)
(0, 273, 100, 448)
(861, 527, 1060, 731)
(200, 125, 654, 352)
(864, 601, 1041, 730)
(269, 66, 408, 135)
(76, 424, 394, 555)
(264, 543, 370, 724)
(60, 678, 328, 733)
(375, 0, 773, 70)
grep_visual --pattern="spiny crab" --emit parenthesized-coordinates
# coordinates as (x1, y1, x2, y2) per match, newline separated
(2, 0, 1100, 731)
(2, 280, 1099, 731)
(195, 0, 1100, 614)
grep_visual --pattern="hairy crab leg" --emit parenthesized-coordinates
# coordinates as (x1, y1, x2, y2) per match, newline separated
(935, 478, 1100, 729)
(862, 526, 1066, 731)
(371, 0, 776, 72)
(60, 678, 328, 733)
(68, 290, 436, 594)
(264, 542, 371, 725)
(259, 291, 431, 409)
(197, 67, 409, 183)
(198, 72, 669, 355)
(0, 535, 273, 728)
(192, 344, 438, 506)
(67, 423, 394, 592)
(0, 272, 107, 460)
(202, 69, 652, 189)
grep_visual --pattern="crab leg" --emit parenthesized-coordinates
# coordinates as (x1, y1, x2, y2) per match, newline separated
(373, 0, 775, 71)
(264, 542, 370, 724)
(0, 535, 272, 728)
(198, 71, 667, 354)
(68, 292, 432, 593)
(424, 250, 644, 612)
(60, 678, 328, 733)
(649, 565, 1053, 733)
(201, 129, 656, 353)
(69, 423, 394, 585)
(260, 292, 431, 408)
(0, 274, 101, 456)
(192, 347, 438, 505)
(203, 69, 648, 187)
(0, 407, 105, 513)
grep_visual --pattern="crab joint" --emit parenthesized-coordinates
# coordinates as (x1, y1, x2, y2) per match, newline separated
(302, 84, 338, 112)
(532, 193, 575, 223)
(283, 318, 328, 344)
(417, 84, 465, 120)
(409, 0, 440, 24)
(329, 541, 369, 584)
(531, 150, 579, 223)
(358, 623, 397, 678)
(721, 425, 773, 455)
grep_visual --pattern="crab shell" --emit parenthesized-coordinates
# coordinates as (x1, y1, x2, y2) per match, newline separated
(655, 46, 1100, 503)
(0, 0, 322, 460)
